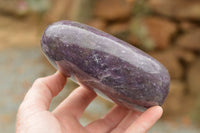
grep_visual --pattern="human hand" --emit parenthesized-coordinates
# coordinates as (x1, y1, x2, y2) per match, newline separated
(16, 71, 163, 133)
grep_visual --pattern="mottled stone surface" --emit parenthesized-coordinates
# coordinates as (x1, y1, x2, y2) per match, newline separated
(129, 17, 177, 50)
(142, 17, 177, 49)
(41, 20, 170, 110)
(162, 80, 185, 117)
(187, 58, 200, 95)
(176, 29, 200, 52)
(93, 0, 131, 20)
(149, 0, 200, 20)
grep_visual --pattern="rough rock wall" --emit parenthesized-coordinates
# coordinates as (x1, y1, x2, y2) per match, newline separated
(0, 0, 199, 127)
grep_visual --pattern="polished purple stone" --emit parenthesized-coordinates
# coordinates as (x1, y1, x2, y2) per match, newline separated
(41, 20, 170, 110)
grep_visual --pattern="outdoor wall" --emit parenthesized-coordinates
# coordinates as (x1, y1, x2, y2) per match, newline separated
(0, 0, 200, 132)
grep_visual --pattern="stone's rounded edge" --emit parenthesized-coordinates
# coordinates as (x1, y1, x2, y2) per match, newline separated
(126, 102, 147, 112)
(55, 59, 167, 109)
(93, 88, 114, 103)
(40, 20, 171, 109)
(44, 20, 168, 75)
(41, 31, 58, 69)
(49, 20, 144, 53)
(163, 71, 171, 104)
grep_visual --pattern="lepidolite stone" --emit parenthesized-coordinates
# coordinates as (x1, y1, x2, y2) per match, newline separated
(41, 20, 170, 110)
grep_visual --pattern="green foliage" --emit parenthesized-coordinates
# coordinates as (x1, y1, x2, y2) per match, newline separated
(130, 18, 155, 51)
(26, 0, 51, 13)
(75, 0, 94, 22)
(132, 0, 152, 17)
(130, 0, 155, 51)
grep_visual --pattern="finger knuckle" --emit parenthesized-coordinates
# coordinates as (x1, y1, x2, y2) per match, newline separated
(33, 78, 45, 86)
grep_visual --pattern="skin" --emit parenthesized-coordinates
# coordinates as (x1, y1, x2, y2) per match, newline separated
(16, 71, 163, 133)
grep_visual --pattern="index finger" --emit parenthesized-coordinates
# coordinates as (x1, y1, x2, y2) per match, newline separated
(20, 71, 67, 112)
(125, 106, 163, 133)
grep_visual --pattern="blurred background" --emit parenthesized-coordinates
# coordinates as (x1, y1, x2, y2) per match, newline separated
(0, 0, 200, 132)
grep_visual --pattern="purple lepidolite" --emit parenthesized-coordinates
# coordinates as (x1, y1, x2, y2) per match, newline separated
(41, 20, 170, 110)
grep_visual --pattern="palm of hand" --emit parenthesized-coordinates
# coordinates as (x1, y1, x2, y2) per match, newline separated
(16, 72, 163, 133)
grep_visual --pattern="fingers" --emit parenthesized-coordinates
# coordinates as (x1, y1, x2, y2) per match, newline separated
(53, 86, 97, 119)
(85, 105, 130, 133)
(19, 71, 67, 112)
(125, 106, 163, 133)
(111, 108, 142, 133)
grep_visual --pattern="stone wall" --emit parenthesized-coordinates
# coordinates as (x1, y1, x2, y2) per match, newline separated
(0, 0, 200, 127)
(86, 0, 200, 125)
